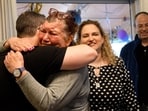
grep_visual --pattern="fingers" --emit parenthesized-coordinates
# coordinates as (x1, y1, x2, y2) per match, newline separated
(4, 50, 16, 73)
(4, 50, 24, 73)
(16, 43, 34, 52)
(11, 44, 34, 52)
(7, 37, 35, 52)
(4, 50, 23, 63)
(8, 50, 22, 58)
(4, 50, 16, 64)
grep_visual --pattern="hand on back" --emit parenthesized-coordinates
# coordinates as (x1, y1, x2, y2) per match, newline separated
(4, 37, 34, 52)
(4, 50, 24, 73)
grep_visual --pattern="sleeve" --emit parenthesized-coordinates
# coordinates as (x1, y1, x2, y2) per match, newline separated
(23, 46, 67, 84)
(123, 69, 140, 110)
(17, 67, 88, 111)
(119, 44, 129, 67)
(120, 45, 126, 58)
(117, 58, 140, 110)
(0, 40, 8, 52)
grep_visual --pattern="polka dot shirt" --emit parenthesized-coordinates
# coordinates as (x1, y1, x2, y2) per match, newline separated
(88, 57, 140, 111)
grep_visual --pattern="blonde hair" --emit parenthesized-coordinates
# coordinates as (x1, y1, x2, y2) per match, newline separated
(76, 20, 117, 65)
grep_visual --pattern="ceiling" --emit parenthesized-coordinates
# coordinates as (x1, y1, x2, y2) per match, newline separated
(16, 0, 135, 4)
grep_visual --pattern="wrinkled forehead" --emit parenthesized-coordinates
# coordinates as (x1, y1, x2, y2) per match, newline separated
(42, 20, 58, 29)
(42, 20, 65, 31)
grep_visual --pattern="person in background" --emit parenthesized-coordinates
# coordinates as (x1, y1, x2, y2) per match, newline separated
(120, 11, 148, 110)
(3, 9, 97, 111)
(76, 19, 140, 110)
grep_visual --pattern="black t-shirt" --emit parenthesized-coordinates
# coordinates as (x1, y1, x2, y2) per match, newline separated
(0, 46, 66, 111)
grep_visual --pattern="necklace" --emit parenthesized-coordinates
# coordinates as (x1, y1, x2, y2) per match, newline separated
(94, 67, 100, 76)
(93, 67, 101, 88)
(88, 65, 102, 89)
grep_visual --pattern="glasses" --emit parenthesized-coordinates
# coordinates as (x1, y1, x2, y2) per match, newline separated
(48, 8, 72, 20)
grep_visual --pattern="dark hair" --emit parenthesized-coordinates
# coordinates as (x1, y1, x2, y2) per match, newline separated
(47, 8, 78, 36)
(134, 11, 148, 26)
(16, 11, 46, 37)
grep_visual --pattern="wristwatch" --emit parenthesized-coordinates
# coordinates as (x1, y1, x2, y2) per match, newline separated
(13, 67, 25, 78)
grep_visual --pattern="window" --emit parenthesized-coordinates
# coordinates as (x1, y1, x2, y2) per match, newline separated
(17, 1, 134, 56)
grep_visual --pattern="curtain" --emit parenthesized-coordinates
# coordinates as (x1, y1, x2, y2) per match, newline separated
(0, 0, 17, 41)
(139, 0, 148, 11)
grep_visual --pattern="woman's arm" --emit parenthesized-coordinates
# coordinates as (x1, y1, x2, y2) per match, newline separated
(3, 37, 97, 70)
(4, 44, 97, 72)
(2, 37, 34, 52)
(61, 44, 97, 69)
(16, 68, 88, 111)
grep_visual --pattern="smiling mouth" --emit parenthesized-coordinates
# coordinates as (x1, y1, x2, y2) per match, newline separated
(88, 43, 95, 47)
(141, 33, 148, 36)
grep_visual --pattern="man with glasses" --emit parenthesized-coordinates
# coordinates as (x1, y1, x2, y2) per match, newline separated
(2, 9, 95, 111)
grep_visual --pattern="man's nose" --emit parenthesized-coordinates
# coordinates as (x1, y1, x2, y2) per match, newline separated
(141, 25, 148, 30)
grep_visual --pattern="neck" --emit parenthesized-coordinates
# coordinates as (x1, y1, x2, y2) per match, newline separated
(141, 38, 148, 46)
(22, 36, 39, 46)
(89, 53, 103, 67)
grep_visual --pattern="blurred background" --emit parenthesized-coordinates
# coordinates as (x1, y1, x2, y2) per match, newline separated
(1, 0, 148, 55)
